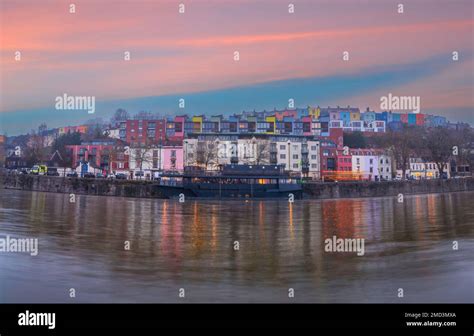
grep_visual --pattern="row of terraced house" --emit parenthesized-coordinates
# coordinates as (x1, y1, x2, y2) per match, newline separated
(4, 106, 459, 181)
(61, 106, 454, 181)
(118, 106, 448, 144)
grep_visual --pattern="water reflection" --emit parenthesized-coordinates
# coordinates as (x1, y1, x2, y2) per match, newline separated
(0, 190, 473, 303)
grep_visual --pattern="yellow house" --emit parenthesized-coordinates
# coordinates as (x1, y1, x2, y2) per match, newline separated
(308, 106, 320, 119)
(265, 116, 276, 134)
(192, 116, 203, 133)
(350, 110, 361, 121)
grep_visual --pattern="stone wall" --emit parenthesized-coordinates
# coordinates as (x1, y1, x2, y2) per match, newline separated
(1, 170, 473, 199)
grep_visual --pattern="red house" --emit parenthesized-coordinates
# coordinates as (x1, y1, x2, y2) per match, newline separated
(336, 149, 352, 172)
(319, 139, 338, 180)
(66, 140, 129, 174)
(415, 113, 425, 126)
(124, 119, 166, 145)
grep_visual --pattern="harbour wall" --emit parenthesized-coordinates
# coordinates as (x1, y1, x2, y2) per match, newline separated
(1, 171, 473, 200)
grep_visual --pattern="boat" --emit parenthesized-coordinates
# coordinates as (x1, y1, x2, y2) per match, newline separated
(157, 164, 303, 199)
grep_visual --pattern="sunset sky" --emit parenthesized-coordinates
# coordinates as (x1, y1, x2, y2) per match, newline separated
(1, 0, 473, 135)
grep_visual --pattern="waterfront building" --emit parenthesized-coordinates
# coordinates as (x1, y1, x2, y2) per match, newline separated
(408, 158, 451, 179)
(129, 143, 183, 179)
(336, 149, 352, 172)
(67, 140, 116, 170)
(120, 119, 166, 145)
(350, 149, 391, 181)
(378, 154, 392, 180)
(320, 139, 337, 180)
(183, 133, 320, 178)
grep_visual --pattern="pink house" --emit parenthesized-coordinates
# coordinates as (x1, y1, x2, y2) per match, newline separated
(161, 145, 183, 171)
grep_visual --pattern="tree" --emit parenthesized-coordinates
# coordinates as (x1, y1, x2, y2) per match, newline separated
(38, 123, 48, 136)
(253, 141, 270, 165)
(376, 125, 419, 179)
(82, 121, 107, 141)
(196, 141, 217, 170)
(51, 132, 81, 168)
(131, 139, 155, 179)
(344, 131, 367, 148)
(420, 127, 458, 179)
(24, 131, 50, 166)
(234, 138, 270, 165)
(133, 110, 154, 120)
(110, 108, 129, 126)
(451, 127, 474, 176)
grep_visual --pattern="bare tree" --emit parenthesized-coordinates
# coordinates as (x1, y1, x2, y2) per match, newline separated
(254, 142, 270, 165)
(196, 141, 217, 170)
(110, 108, 129, 126)
(420, 127, 457, 179)
(451, 127, 474, 176)
(131, 139, 155, 179)
(24, 132, 50, 166)
(375, 125, 419, 179)
(133, 111, 154, 120)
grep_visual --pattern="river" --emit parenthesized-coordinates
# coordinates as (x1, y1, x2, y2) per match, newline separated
(0, 190, 473, 303)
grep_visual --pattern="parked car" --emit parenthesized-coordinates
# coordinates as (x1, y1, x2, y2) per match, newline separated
(96, 173, 105, 178)
(115, 173, 127, 180)
(30, 164, 47, 175)
(46, 167, 60, 176)
(83, 173, 95, 178)
(66, 172, 78, 178)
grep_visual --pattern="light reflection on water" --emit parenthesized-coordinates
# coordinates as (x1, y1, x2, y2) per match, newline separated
(0, 190, 473, 303)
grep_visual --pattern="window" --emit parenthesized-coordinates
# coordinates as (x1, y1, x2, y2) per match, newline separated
(280, 145, 286, 150)
(293, 154, 298, 159)
(280, 154, 286, 159)
(370, 159, 373, 164)
(311, 146, 317, 151)
(356, 158, 360, 164)
(311, 155, 317, 160)
(323, 150, 329, 156)
(293, 163, 298, 168)
(311, 164, 317, 168)
(370, 167, 373, 173)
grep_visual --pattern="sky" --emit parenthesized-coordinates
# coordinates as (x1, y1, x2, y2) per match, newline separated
(0, 0, 473, 135)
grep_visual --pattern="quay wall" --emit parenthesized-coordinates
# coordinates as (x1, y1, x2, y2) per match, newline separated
(1, 171, 473, 199)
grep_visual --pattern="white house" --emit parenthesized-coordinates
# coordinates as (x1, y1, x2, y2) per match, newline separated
(408, 158, 451, 179)
(351, 149, 391, 181)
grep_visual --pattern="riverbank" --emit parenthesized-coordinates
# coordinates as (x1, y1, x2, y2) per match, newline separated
(1, 171, 473, 199)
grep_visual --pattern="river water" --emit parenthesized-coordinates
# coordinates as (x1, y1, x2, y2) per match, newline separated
(0, 189, 473, 303)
